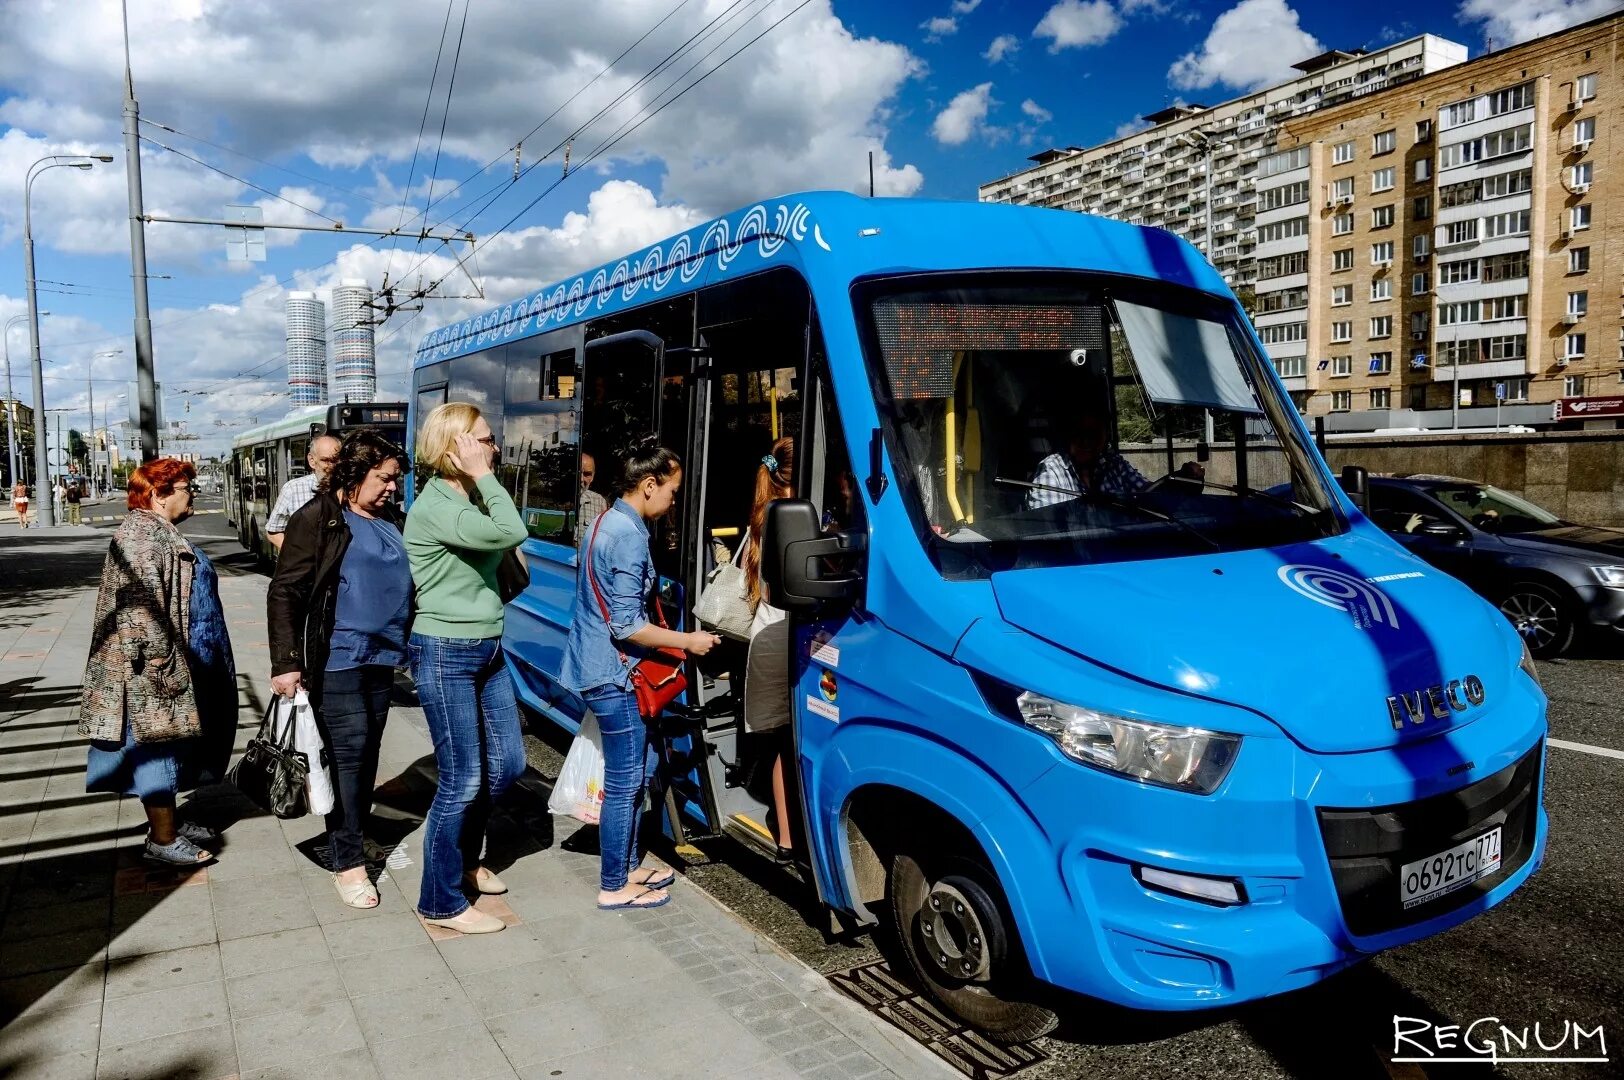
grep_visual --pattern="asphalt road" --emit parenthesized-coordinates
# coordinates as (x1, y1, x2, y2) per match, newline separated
(89, 499, 1623, 1080)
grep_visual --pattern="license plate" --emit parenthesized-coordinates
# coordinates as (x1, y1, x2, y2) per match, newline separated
(1400, 827, 1502, 909)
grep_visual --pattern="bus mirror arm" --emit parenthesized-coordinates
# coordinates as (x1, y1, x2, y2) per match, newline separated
(866, 427, 887, 502)
(762, 499, 867, 614)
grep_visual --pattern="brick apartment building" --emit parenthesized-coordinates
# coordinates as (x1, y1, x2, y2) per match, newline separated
(981, 12, 1624, 433)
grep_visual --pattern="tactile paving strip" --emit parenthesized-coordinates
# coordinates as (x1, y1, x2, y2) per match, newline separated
(826, 960, 1050, 1079)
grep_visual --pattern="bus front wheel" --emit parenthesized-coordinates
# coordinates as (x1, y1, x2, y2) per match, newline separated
(888, 848, 1058, 1043)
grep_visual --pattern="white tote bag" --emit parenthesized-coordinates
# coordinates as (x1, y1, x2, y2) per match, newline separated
(548, 712, 605, 824)
(274, 691, 336, 817)
(693, 537, 756, 640)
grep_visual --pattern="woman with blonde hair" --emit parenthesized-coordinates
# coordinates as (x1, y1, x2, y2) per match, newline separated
(742, 436, 796, 859)
(404, 402, 528, 934)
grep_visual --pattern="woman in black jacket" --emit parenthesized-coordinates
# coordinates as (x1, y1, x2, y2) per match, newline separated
(266, 429, 409, 909)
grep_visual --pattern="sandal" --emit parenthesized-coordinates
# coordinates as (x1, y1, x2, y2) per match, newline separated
(630, 866, 675, 890)
(176, 820, 219, 845)
(333, 873, 379, 909)
(597, 888, 671, 911)
(143, 834, 215, 867)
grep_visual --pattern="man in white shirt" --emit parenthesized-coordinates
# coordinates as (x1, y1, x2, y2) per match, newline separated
(265, 434, 341, 550)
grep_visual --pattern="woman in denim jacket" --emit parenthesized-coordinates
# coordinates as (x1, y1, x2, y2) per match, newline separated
(561, 438, 719, 910)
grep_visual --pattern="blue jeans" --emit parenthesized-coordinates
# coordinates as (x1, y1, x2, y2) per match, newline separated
(312, 665, 392, 874)
(408, 634, 526, 919)
(583, 685, 659, 892)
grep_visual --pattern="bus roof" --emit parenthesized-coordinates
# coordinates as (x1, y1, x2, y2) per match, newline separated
(230, 406, 328, 451)
(413, 190, 1227, 369)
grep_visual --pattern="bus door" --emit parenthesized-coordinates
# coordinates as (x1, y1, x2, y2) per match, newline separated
(580, 322, 721, 845)
(781, 366, 867, 905)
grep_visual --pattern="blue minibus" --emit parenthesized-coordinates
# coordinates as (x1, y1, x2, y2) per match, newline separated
(410, 192, 1547, 1041)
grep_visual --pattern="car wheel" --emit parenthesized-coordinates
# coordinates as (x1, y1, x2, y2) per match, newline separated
(889, 848, 1058, 1043)
(1498, 583, 1575, 658)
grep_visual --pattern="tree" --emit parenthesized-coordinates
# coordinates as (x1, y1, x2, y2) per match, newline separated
(68, 428, 88, 471)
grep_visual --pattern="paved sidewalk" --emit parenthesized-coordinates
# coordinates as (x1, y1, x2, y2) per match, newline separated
(0, 528, 951, 1080)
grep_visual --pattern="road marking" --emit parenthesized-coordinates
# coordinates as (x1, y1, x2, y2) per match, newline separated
(1548, 737, 1624, 761)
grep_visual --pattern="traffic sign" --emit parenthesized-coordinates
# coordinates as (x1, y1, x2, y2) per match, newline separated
(46, 448, 66, 467)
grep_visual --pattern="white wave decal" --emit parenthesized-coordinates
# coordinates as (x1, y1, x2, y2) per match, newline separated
(1277, 564, 1401, 631)
(417, 200, 825, 361)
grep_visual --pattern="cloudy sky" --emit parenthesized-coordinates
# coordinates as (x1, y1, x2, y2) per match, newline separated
(0, 0, 1615, 457)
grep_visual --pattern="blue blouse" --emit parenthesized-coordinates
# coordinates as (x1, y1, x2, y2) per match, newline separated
(560, 499, 656, 694)
(327, 510, 412, 671)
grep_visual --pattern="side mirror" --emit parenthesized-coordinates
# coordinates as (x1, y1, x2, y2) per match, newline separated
(1339, 465, 1369, 514)
(761, 499, 866, 615)
(1419, 519, 1466, 540)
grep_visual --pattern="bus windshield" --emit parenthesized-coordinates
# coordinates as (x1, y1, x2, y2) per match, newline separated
(858, 273, 1342, 577)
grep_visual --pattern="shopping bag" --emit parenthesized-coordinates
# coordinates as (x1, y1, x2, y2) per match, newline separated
(228, 700, 310, 819)
(693, 537, 755, 640)
(289, 691, 335, 817)
(547, 712, 605, 824)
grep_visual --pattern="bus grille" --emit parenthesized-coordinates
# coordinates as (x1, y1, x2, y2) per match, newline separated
(1315, 745, 1541, 937)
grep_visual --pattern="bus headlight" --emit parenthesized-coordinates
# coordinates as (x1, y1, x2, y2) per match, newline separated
(1016, 692, 1240, 795)
(1519, 637, 1540, 686)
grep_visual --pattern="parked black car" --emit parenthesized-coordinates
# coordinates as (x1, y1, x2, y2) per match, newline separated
(1364, 474, 1624, 657)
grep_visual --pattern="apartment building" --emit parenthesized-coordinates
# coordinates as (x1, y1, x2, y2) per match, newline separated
(979, 35, 1468, 291)
(1278, 12, 1624, 430)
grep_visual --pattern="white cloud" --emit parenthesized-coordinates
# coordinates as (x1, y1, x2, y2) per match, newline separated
(952, 0, 984, 13)
(920, 16, 958, 41)
(1033, 0, 1123, 53)
(0, 0, 926, 225)
(1168, 0, 1322, 91)
(1120, 0, 1170, 12)
(1114, 115, 1152, 138)
(931, 83, 997, 146)
(1021, 99, 1054, 123)
(1457, 0, 1621, 47)
(984, 33, 1021, 63)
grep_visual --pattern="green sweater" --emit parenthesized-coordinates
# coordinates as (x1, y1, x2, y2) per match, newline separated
(404, 474, 527, 639)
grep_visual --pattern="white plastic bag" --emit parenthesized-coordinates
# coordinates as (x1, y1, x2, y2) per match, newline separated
(272, 691, 335, 817)
(548, 712, 605, 824)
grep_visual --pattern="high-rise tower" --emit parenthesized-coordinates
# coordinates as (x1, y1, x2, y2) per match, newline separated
(328, 280, 377, 403)
(285, 292, 327, 406)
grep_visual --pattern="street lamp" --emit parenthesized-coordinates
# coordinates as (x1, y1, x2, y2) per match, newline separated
(25, 153, 112, 525)
(90, 348, 122, 497)
(3, 310, 45, 491)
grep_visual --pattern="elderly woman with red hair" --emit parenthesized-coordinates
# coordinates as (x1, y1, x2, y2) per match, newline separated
(81, 458, 237, 866)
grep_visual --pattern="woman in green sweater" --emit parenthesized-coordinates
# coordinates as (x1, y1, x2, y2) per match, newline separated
(404, 402, 528, 934)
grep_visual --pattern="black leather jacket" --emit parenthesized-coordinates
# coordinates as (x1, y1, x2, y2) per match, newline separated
(265, 490, 405, 690)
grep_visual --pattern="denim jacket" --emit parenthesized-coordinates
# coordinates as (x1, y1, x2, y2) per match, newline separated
(560, 500, 656, 693)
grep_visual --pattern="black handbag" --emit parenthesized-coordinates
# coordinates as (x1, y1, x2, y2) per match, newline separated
(227, 700, 310, 819)
(496, 547, 528, 604)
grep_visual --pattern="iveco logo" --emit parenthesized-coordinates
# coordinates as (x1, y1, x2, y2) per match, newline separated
(1387, 676, 1486, 729)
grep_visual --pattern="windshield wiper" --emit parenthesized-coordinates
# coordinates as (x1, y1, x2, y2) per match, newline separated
(1157, 475, 1320, 515)
(993, 476, 1220, 550)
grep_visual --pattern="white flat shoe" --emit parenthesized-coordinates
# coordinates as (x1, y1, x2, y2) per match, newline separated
(464, 868, 507, 895)
(424, 907, 505, 934)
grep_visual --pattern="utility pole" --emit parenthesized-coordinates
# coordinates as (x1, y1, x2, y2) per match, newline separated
(3, 313, 40, 492)
(27, 157, 108, 527)
(1450, 328, 1461, 431)
(122, 0, 159, 462)
(90, 349, 122, 497)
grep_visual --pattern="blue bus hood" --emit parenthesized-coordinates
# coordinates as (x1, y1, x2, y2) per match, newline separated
(988, 531, 1519, 754)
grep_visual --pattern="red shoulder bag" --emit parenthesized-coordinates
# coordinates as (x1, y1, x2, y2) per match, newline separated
(586, 515, 687, 719)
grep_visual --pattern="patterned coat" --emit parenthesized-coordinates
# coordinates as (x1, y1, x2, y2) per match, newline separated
(79, 510, 200, 743)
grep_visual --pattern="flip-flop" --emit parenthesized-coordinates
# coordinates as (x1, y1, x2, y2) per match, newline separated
(597, 889, 671, 911)
(632, 867, 675, 889)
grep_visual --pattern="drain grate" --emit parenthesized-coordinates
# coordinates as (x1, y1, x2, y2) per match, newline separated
(827, 960, 1050, 1079)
